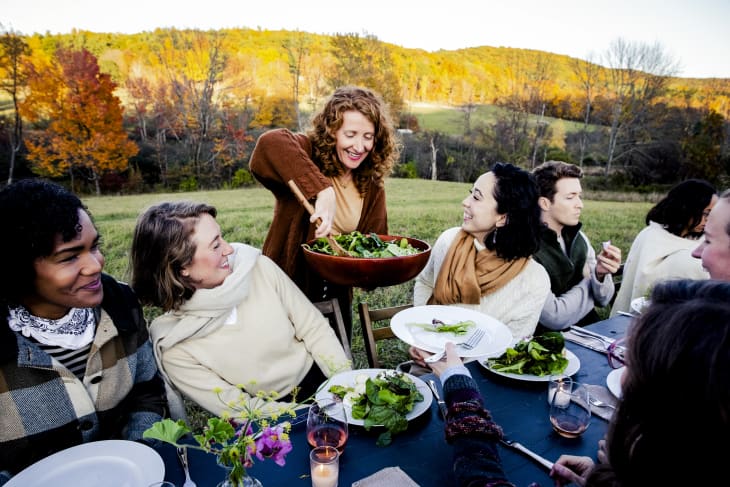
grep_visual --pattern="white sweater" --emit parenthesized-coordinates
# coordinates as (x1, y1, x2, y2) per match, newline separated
(611, 222, 709, 316)
(150, 243, 351, 416)
(414, 227, 551, 341)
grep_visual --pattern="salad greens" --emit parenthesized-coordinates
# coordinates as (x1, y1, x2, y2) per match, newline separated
(328, 370, 424, 446)
(305, 231, 422, 258)
(410, 319, 476, 335)
(486, 332, 568, 376)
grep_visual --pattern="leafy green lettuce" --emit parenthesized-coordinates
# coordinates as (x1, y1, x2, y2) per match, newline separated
(330, 371, 423, 446)
(305, 231, 421, 258)
(486, 332, 568, 376)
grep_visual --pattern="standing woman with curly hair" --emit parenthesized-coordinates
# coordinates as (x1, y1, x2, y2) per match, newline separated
(249, 86, 401, 340)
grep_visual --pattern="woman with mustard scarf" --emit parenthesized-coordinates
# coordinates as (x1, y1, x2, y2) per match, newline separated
(412, 163, 550, 342)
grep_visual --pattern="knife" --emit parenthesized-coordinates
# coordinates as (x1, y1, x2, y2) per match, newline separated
(500, 438, 554, 470)
(427, 379, 448, 419)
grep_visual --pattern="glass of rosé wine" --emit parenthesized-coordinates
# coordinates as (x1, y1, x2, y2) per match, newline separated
(306, 401, 348, 454)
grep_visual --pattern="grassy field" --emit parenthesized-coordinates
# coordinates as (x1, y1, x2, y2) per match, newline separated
(409, 102, 599, 140)
(85, 178, 651, 371)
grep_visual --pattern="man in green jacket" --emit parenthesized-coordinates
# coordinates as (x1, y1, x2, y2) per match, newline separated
(532, 161, 622, 329)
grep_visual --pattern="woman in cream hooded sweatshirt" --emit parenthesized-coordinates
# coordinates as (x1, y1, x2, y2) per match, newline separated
(611, 179, 716, 317)
(130, 201, 350, 418)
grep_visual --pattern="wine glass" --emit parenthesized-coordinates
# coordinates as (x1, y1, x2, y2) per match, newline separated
(549, 380, 591, 438)
(306, 401, 348, 454)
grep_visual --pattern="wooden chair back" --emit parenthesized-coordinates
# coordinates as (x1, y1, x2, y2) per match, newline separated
(313, 298, 352, 360)
(357, 302, 413, 368)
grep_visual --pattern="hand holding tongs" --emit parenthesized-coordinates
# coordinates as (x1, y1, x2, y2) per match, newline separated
(287, 179, 350, 257)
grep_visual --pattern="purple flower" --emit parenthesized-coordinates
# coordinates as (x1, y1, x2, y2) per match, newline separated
(254, 425, 293, 466)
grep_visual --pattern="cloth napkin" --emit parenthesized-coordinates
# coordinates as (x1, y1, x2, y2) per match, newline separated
(562, 329, 609, 353)
(351, 466, 420, 487)
(585, 384, 618, 421)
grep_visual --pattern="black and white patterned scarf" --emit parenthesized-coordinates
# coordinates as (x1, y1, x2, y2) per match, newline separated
(8, 305, 96, 350)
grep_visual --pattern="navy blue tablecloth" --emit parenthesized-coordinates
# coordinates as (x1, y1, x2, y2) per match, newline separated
(158, 314, 632, 487)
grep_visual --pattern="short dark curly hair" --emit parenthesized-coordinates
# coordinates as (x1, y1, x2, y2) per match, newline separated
(532, 160, 583, 202)
(0, 179, 89, 304)
(484, 162, 542, 260)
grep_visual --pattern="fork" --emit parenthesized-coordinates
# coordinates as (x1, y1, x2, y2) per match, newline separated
(425, 328, 486, 363)
(589, 397, 616, 410)
(177, 446, 197, 487)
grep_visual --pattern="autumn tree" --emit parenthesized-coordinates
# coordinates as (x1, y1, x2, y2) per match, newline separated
(0, 25, 31, 184)
(571, 54, 600, 166)
(283, 31, 311, 131)
(329, 32, 404, 118)
(155, 30, 228, 183)
(602, 38, 679, 174)
(22, 47, 137, 194)
(681, 110, 726, 182)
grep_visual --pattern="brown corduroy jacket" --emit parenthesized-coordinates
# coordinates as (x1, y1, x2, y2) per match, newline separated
(249, 128, 388, 295)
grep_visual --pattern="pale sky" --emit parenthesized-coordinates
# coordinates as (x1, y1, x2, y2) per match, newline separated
(3, 0, 729, 78)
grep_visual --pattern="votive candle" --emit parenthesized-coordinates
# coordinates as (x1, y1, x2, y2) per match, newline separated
(310, 446, 339, 487)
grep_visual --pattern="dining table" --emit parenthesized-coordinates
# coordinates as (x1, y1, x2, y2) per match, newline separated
(155, 314, 632, 487)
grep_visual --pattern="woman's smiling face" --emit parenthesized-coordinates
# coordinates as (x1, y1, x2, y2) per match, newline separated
(461, 172, 506, 244)
(335, 110, 375, 172)
(181, 213, 234, 290)
(24, 209, 105, 319)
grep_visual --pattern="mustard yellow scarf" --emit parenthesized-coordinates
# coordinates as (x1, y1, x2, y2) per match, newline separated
(429, 230, 529, 305)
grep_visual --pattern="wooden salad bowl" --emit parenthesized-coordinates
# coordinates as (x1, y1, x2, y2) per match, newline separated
(301, 234, 431, 288)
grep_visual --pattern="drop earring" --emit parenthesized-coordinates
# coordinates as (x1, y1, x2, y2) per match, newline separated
(492, 228, 498, 245)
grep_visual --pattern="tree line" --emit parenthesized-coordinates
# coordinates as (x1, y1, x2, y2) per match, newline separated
(0, 26, 728, 194)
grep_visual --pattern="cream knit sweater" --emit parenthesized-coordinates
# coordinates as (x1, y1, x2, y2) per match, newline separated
(414, 227, 550, 342)
(611, 222, 709, 316)
(150, 243, 351, 416)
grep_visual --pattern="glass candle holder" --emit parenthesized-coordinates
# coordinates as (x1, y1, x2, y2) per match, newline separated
(310, 446, 339, 487)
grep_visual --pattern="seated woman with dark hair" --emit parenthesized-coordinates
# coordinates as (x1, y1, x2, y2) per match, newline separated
(0, 180, 167, 483)
(427, 278, 730, 486)
(611, 178, 716, 316)
(129, 201, 350, 419)
(413, 162, 550, 340)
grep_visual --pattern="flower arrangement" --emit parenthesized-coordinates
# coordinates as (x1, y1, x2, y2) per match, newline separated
(144, 385, 307, 486)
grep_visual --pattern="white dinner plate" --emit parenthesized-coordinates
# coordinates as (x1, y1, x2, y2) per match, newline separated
(630, 297, 650, 314)
(607, 366, 626, 398)
(390, 305, 513, 358)
(315, 368, 432, 426)
(480, 349, 581, 382)
(6, 439, 164, 487)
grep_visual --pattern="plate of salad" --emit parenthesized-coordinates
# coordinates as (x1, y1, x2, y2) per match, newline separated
(316, 369, 432, 446)
(390, 305, 513, 358)
(480, 332, 580, 381)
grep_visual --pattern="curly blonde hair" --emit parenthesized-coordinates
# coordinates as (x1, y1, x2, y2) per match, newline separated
(307, 86, 400, 194)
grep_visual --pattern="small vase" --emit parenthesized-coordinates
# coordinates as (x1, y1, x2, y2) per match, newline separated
(216, 461, 263, 487)
(216, 474, 263, 487)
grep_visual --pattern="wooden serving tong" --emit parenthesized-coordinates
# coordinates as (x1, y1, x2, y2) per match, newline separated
(287, 179, 350, 257)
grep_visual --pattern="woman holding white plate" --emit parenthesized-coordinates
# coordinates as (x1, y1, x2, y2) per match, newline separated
(412, 162, 550, 343)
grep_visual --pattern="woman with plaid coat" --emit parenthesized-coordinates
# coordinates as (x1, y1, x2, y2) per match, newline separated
(0, 180, 167, 483)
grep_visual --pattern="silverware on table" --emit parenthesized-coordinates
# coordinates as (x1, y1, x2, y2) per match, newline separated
(568, 326, 615, 345)
(563, 326, 616, 353)
(177, 446, 197, 487)
(500, 438, 554, 470)
(427, 379, 448, 419)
